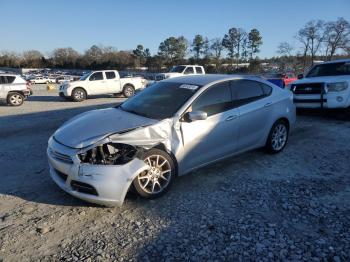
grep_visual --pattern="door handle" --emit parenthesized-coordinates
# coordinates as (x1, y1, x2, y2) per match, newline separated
(226, 115, 238, 121)
(264, 102, 272, 107)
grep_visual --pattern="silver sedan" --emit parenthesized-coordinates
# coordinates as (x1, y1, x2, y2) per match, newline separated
(47, 75, 296, 206)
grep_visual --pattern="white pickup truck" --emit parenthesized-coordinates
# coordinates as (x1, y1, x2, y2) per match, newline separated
(287, 59, 350, 113)
(59, 70, 146, 102)
(156, 65, 205, 80)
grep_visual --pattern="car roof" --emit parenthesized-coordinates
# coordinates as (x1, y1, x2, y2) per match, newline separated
(162, 74, 262, 86)
(319, 59, 350, 65)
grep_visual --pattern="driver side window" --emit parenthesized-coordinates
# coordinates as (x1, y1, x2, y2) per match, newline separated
(191, 82, 232, 117)
(89, 72, 104, 81)
(184, 67, 194, 75)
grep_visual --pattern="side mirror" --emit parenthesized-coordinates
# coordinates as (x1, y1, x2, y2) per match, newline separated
(186, 111, 207, 122)
(297, 74, 304, 79)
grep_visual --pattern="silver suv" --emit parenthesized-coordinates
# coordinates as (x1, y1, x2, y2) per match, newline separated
(0, 74, 31, 106)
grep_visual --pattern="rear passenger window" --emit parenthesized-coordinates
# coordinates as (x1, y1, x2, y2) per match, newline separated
(6, 76, 16, 83)
(196, 67, 203, 74)
(89, 72, 104, 81)
(184, 67, 194, 75)
(260, 83, 272, 96)
(105, 71, 116, 79)
(191, 82, 232, 116)
(0, 76, 5, 84)
(231, 80, 265, 106)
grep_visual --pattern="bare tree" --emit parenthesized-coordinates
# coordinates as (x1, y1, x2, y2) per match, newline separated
(222, 27, 247, 67)
(22, 50, 44, 68)
(277, 42, 294, 57)
(52, 47, 79, 68)
(247, 29, 263, 60)
(0, 51, 21, 67)
(210, 38, 223, 72)
(297, 20, 325, 67)
(324, 17, 350, 60)
(191, 34, 209, 61)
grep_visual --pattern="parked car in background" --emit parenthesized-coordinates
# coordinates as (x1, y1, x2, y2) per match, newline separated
(48, 74, 295, 206)
(156, 65, 205, 80)
(56, 76, 74, 84)
(262, 73, 285, 88)
(282, 73, 297, 86)
(287, 59, 350, 111)
(59, 70, 146, 101)
(0, 74, 31, 106)
(30, 76, 54, 84)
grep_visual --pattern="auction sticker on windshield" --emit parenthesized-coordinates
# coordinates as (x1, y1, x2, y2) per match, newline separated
(179, 84, 199, 90)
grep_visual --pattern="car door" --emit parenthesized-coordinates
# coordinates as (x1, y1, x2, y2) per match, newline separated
(179, 81, 239, 173)
(231, 80, 273, 151)
(0, 76, 11, 99)
(0, 76, 6, 99)
(87, 72, 107, 95)
(105, 71, 121, 93)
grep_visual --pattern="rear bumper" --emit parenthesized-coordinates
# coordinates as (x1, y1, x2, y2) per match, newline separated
(23, 90, 31, 97)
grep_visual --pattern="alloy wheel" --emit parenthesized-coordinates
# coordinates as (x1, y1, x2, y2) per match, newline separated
(10, 94, 23, 105)
(138, 155, 172, 194)
(271, 124, 287, 151)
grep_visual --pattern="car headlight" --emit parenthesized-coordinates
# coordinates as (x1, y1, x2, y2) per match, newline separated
(326, 82, 348, 92)
(78, 143, 137, 165)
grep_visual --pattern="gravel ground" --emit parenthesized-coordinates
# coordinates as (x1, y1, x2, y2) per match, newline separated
(0, 88, 349, 261)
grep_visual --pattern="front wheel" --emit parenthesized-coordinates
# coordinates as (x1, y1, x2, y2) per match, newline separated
(265, 120, 289, 154)
(123, 85, 135, 98)
(133, 149, 175, 199)
(71, 88, 87, 102)
(7, 92, 24, 106)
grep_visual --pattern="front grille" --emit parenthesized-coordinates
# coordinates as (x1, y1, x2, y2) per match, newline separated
(71, 180, 98, 196)
(50, 149, 73, 164)
(55, 169, 68, 182)
(291, 83, 324, 94)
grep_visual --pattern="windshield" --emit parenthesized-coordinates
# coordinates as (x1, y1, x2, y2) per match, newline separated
(120, 81, 201, 120)
(80, 72, 91, 80)
(170, 66, 186, 73)
(306, 62, 350, 78)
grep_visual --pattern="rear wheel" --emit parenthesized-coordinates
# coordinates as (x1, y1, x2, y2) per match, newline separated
(123, 85, 135, 98)
(7, 92, 24, 106)
(133, 149, 175, 199)
(71, 88, 87, 102)
(265, 120, 289, 154)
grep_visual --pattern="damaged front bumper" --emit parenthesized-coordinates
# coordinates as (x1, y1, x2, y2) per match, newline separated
(47, 137, 149, 207)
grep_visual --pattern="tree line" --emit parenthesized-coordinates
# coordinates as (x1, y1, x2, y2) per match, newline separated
(276, 17, 350, 72)
(1, 18, 349, 74)
(0, 27, 262, 73)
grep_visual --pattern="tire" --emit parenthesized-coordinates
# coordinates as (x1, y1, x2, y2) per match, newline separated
(133, 148, 175, 199)
(123, 85, 135, 98)
(71, 88, 87, 102)
(265, 119, 289, 154)
(7, 92, 24, 106)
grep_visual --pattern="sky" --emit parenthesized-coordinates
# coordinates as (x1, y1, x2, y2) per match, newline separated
(1, 0, 349, 58)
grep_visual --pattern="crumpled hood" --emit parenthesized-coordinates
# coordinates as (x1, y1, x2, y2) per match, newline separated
(54, 108, 158, 149)
(292, 75, 350, 85)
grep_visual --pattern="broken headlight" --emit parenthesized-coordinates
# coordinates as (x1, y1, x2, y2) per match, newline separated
(79, 143, 137, 165)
